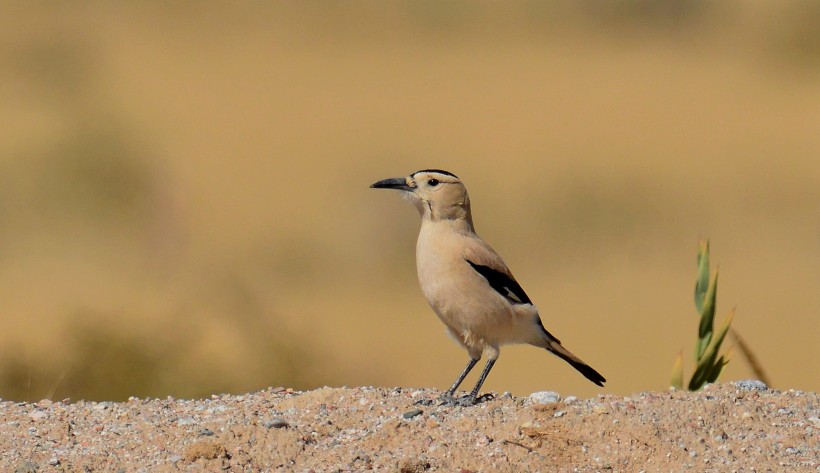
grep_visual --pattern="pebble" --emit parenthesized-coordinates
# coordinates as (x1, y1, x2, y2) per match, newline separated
(528, 391, 561, 405)
(264, 417, 289, 429)
(735, 380, 768, 391)
(402, 409, 424, 419)
(177, 417, 196, 426)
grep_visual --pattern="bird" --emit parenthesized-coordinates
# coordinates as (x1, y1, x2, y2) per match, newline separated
(371, 169, 605, 406)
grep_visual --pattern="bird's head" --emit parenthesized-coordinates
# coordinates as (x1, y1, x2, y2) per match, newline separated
(370, 169, 472, 223)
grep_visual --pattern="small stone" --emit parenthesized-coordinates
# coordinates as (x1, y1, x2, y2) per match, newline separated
(264, 417, 289, 429)
(177, 417, 196, 426)
(735, 380, 768, 391)
(563, 396, 578, 404)
(528, 391, 561, 405)
(402, 409, 424, 419)
(199, 428, 214, 436)
(554, 411, 565, 418)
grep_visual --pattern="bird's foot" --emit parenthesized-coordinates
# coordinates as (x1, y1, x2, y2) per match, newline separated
(475, 392, 495, 404)
(414, 394, 458, 406)
(437, 392, 494, 407)
(436, 394, 459, 407)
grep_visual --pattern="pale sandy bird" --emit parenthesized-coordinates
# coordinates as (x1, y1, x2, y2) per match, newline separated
(371, 169, 605, 406)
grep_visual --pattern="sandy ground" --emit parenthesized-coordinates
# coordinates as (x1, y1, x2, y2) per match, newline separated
(0, 381, 816, 472)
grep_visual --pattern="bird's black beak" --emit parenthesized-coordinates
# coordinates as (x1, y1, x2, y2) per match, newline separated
(370, 177, 414, 192)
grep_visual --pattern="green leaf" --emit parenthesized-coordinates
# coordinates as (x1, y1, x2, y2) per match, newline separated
(689, 309, 734, 390)
(696, 269, 719, 360)
(694, 239, 710, 313)
(710, 308, 735, 356)
(688, 354, 713, 390)
(671, 351, 684, 389)
(706, 355, 728, 384)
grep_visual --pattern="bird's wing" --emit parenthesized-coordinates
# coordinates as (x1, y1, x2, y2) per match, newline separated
(463, 242, 533, 305)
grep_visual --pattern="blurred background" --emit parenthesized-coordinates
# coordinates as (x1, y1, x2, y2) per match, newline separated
(0, 1, 818, 402)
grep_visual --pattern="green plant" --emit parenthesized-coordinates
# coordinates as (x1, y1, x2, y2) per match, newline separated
(671, 238, 734, 390)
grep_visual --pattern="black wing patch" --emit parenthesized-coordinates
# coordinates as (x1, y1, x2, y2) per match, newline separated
(466, 260, 532, 305)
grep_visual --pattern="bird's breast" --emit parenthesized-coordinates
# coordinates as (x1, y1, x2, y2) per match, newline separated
(416, 229, 512, 331)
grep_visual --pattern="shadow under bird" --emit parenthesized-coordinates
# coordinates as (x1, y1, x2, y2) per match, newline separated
(371, 169, 606, 406)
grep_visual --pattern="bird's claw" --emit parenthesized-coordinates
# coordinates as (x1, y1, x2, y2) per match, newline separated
(414, 394, 465, 406)
(475, 393, 495, 403)
(435, 392, 494, 407)
(437, 395, 459, 407)
(415, 390, 495, 408)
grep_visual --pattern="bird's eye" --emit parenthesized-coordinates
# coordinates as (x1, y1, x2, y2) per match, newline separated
(428, 179, 439, 187)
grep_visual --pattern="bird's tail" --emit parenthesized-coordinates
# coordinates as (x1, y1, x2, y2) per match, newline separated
(545, 339, 607, 387)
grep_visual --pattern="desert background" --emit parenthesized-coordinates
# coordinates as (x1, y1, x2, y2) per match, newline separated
(0, 1, 817, 403)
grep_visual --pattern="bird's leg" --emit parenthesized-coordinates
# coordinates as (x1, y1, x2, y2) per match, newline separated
(416, 358, 478, 406)
(445, 358, 479, 397)
(457, 358, 497, 406)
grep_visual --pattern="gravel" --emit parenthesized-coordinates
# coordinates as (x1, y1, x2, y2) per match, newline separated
(0, 382, 816, 472)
